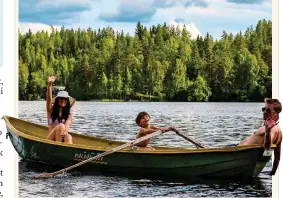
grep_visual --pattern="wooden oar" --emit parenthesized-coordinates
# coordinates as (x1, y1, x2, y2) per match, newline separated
(174, 128, 208, 148)
(33, 130, 164, 179)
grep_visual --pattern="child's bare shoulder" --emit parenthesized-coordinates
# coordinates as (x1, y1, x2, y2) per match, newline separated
(139, 127, 147, 133)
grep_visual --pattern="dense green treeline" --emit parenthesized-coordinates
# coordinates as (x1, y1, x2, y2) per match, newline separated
(19, 19, 272, 101)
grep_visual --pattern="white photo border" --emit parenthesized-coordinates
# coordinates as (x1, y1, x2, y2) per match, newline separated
(0, 0, 18, 197)
(0, 0, 281, 197)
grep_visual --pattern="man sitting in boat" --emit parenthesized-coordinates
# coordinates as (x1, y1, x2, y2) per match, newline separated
(135, 111, 176, 150)
(46, 74, 76, 144)
(239, 98, 282, 175)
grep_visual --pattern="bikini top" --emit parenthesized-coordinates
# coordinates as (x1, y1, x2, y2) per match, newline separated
(48, 117, 66, 125)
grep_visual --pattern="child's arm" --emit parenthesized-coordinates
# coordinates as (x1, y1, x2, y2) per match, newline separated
(151, 126, 173, 133)
(162, 127, 173, 133)
(140, 127, 159, 135)
(150, 126, 161, 130)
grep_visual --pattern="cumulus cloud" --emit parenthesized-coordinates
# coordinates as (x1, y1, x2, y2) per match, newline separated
(152, 0, 209, 8)
(19, 22, 61, 34)
(99, 0, 208, 23)
(169, 19, 201, 39)
(99, 0, 156, 23)
(20, 0, 97, 25)
(226, 0, 265, 4)
(19, 0, 271, 39)
(184, 0, 209, 7)
(175, 18, 185, 23)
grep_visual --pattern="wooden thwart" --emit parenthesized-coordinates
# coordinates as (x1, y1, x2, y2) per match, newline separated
(33, 130, 164, 179)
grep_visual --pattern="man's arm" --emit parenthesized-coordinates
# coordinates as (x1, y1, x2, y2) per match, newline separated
(264, 128, 272, 149)
(264, 116, 279, 149)
(271, 142, 281, 175)
(264, 123, 281, 175)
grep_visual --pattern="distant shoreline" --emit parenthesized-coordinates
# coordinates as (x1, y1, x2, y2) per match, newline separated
(19, 99, 263, 103)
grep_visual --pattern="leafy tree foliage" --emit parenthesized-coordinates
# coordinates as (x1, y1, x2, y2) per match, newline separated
(19, 20, 272, 101)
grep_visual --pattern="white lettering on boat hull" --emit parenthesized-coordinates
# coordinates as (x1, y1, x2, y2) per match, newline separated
(74, 152, 108, 165)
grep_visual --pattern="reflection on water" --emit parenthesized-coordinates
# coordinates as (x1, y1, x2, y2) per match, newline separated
(17, 101, 271, 197)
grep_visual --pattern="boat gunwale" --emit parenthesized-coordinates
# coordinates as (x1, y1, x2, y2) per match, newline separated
(3, 115, 275, 154)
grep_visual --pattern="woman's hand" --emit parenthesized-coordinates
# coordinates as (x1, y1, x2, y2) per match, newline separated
(48, 74, 56, 85)
(60, 130, 68, 142)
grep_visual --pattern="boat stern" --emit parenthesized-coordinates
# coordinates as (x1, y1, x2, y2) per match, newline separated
(253, 148, 273, 177)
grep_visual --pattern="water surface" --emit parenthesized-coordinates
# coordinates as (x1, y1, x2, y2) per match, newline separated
(18, 101, 272, 197)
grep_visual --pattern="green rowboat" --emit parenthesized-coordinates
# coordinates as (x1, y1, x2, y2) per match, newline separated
(3, 115, 273, 180)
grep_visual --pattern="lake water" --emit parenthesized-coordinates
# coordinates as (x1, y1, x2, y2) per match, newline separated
(17, 101, 272, 197)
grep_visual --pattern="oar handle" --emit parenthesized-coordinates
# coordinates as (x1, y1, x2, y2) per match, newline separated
(174, 129, 207, 148)
(33, 130, 164, 179)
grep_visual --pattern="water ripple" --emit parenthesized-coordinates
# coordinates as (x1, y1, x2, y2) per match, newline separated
(18, 101, 271, 197)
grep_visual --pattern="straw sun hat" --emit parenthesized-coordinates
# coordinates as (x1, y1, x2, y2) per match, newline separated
(52, 91, 76, 107)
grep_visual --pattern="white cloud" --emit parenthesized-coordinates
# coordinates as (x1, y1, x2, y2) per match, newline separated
(19, 0, 271, 39)
(156, 0, 270, 21)
(36, 0, 96, 7)
(205, 0, 270, 19)
(19, 23, 61, 34)
(199, 0, 270, 19)
(151, 0, 270, 38)
(169, 19, 201, 39)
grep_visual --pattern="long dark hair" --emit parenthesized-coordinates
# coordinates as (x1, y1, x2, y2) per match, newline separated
(51, 97, 71, 122)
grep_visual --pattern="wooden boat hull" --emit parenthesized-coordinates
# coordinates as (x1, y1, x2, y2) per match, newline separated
(3, 116, 273, 180)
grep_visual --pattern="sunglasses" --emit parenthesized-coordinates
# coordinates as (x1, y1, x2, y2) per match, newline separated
(262, 107, 276, 113)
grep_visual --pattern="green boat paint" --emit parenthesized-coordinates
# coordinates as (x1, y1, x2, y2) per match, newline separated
(3, 115, 273, 180)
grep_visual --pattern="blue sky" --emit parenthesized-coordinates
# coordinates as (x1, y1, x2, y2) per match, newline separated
(19, 0, 271, 39)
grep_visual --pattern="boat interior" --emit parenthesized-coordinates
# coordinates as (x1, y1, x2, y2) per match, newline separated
(3, 115, 268, 153)
(5, 116, 184, 150)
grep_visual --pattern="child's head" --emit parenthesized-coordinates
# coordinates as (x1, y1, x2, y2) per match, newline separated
(136, 111, 151, 127)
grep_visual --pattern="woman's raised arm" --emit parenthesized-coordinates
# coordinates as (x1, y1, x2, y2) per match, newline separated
(46, 74, 56, 117)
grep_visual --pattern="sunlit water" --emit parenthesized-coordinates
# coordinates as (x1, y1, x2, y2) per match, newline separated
(17, 101, 272, 197)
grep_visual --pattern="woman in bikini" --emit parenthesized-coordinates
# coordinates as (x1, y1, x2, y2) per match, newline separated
(46, 74, 75, 144)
